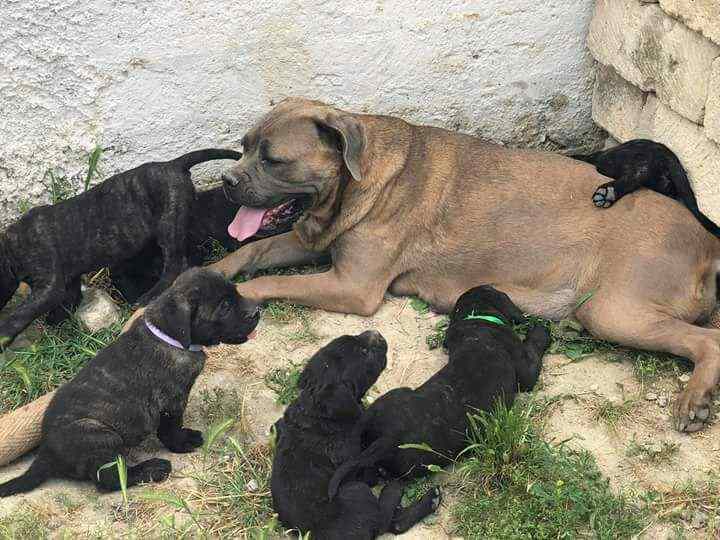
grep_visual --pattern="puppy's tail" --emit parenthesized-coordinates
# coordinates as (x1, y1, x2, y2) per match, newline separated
(666, 158, 720, 238)
(327, 437, 396, 500)
(0, 451, 52, 497)
(567, 151, 601, 165)
(172, 149, 242, 170)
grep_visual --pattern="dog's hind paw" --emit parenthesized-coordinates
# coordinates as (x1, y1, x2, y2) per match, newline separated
(674, 387, 713, 433)
(592, 185, 616, 208)
(163, 428, 204, 453)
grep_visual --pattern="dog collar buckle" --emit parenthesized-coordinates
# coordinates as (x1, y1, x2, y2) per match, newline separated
(144, 319, 202, 352)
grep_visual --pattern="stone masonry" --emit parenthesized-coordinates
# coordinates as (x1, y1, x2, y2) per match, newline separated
(588, 0, 720, 222)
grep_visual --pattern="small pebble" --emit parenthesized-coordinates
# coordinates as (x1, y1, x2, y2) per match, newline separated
(657, 396, 669, 407)
(690, 510, 708, 529)
(645, 392, 658, 401)
(246, 479, 259, 492)
(678, 374, 691, 383)
(590, 385, 599, 393)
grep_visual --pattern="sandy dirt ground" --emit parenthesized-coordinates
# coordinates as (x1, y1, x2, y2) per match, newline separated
(0, 296, 717, 538)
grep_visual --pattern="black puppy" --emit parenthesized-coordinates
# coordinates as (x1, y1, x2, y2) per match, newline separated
(0, 149, 240, 348)
(571, 139, 719, 236)
(328, 286, 550, 494)
(0, 268, 259, 497)
(271, 331, 440, 539)
(109, 186, 305, 304)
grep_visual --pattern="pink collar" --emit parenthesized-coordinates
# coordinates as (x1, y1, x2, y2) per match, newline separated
(144, 319, 203, 352)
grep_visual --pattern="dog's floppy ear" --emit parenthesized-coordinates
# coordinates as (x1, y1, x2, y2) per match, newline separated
(316, 112, 365, 182)
(313, 383, 362, 421)
(145, 287, 198, 349)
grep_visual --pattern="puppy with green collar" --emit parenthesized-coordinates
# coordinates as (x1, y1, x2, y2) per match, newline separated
(329, 285, 550, 494)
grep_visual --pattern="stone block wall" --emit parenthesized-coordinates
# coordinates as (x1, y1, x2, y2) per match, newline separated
(588, 0, 720, 222)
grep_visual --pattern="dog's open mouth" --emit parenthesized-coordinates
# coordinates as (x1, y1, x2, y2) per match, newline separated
(227, 199, 304, 241)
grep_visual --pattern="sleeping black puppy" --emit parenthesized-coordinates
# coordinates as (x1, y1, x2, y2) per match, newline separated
(0, 267, 259, 497)
(571, 139, 719, 236)
(271, 331, 440, 539)
(328, 286, 550, 495)
(0, 149, 240, 348)
(110, 186, 305, 304)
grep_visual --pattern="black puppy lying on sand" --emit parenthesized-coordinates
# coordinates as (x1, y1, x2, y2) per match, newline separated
(271, 331, 440, 539)
(110, 186, 305, 303)
(0, 268, 259, 497)
(329, 286, 550, 495)
(0, 149, 240, 348)
(572, 139, 719, 236)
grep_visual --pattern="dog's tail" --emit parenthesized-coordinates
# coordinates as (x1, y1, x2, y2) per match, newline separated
(327, 437, 396, 500)
(172, 149, 242, 170)
(0, 451, 53, 497)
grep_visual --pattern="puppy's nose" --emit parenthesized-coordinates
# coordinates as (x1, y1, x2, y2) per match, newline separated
(359, 330, 386, 348)
(222, 171, 241, 187)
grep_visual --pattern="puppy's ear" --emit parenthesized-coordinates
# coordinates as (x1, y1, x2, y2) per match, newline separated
(145, 288, 198, 348)
(316, 113, 365, 182)
(313, 383, 362, 421)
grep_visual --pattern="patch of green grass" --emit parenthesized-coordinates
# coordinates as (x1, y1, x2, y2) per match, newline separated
(626, 437, 679, 465)
(452, 400, 646, 539)
(176, 438, 278, 538)
(198, 237, 229, 265)
(264, 301, 319, 344)
(198, 387, 244, 426)
(590, 397, 638, 430)
(426, 317, 449, 350)
(0, 312, 128, 413)
(84, 145, 103, 192)
(400, 476, 439, 508)
(0, 507, 51, 539)
(410, 297, 430, 315)
(264, 301, 307, 324)
(16, 199, 32, 215)
(264, 361, 305, 405)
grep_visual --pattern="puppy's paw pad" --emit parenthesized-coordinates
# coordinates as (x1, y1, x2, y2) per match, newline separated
(144, 458, 172, 482)
(429, 487, 442, 511)
(592, 185, 616, 208)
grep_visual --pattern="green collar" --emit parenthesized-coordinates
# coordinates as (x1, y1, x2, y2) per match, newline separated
(463, 313, 507, 326)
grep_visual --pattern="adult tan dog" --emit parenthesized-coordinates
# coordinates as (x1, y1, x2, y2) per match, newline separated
(211, 97, 720, 433)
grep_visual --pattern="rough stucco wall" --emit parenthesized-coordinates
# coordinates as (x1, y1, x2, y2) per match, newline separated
(0, 0, 602, 225)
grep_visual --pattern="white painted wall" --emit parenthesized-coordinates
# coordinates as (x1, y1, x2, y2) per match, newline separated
(0, 0, 602, 225)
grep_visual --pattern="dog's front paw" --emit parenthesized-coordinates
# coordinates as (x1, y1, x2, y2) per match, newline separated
(674, 387, 713, 432)
(143, 458, 173, 483)
(592, 184, 616, 208)
(164, 428, 204, 453)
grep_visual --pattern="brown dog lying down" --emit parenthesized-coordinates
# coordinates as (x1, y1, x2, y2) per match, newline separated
(210, 97, 720, 433)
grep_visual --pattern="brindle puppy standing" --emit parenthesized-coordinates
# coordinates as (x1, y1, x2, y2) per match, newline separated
(210, 98, 719, 433)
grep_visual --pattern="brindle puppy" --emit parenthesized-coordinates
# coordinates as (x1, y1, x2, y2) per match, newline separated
(0, 268, 258, 497)
(0, 149, 240, 348)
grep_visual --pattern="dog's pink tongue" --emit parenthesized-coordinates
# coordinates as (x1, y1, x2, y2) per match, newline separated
(228, 207, 267, 241)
